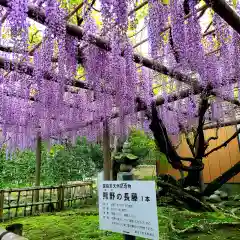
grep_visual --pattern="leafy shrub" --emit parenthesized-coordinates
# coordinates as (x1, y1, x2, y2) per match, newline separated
(0, 137, 103, 187)
(127, 129, 168, 166)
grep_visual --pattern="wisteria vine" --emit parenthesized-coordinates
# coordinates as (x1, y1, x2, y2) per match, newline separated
(0, 0, 238, 154)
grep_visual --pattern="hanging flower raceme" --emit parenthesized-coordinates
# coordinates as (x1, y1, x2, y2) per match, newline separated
(83, 16, 100, 89)
(204, 35, 220, 88)
(170, 0, 186, 64)
(139, 67, 152, 108)
(65, 35, 78, 79)
(100, 0, 113, 36)
(33, 40, 60, 133)
(82, 16, 115, 124)
(45, 0, 66, 37)
(7, 0, 29, 59)
(112, 0, 128, 33)
(123, 41, 138, 114)
(110, 30, 127, 137)
(99, 52, 114, 122)
(41, 33, 54, 73)
(233, 2, 240, 99)
(57, 37, 67, 93)
(148, 0, 167, 58)
(7, 0, 28, 36)
(160, 106, 180, 135)
(185, 0, 206, 85)
(213, 13, 233, 88)
(33, 48, 44, 100)
(0, 6, 4, 44)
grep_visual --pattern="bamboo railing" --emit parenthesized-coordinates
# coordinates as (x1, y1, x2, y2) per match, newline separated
(0, 182, 93, 221)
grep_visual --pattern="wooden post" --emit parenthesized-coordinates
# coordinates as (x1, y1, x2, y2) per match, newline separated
(0, 190, 4, 221)
(61, 185, 65, 210)
(57, 185, 65, 211)
(34, 133, 41, 211)
(103, 120, 111, 181)
(156, 160, 160, 176)
(57, 186, 61, 211)
(117, 169, 136, 240)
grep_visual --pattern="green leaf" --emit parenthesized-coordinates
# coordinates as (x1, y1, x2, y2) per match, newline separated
(114, 154, 124, 160)
(125, 153, 138, 160)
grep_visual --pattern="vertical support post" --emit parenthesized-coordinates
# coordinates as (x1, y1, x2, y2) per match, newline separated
(103, 120, 111, 181)
(61, 185, 65, 210)
(117, 171, 136, 240)
(156, 160, 160, 176)
(199, 170, 205, 201)
(34, 133, 41, 211)
(90, 182, 93, 197)
(0, 190, 4, 221)
(57, 185, 65, 211)
(57, 186, 61, 211)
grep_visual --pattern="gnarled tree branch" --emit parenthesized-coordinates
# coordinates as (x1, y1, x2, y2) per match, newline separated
(136, 97, 203, 172)
(195, 94, 210, 158)
(204, 127, 240, 157)
(204, 125, 219, 152)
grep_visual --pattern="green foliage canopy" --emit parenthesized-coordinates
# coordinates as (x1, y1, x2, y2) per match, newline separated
(0, 137, 103, 188)
(127, 129, 168, 166)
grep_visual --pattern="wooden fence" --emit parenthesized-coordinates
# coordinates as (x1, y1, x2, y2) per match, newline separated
(0, 182, 93, 221)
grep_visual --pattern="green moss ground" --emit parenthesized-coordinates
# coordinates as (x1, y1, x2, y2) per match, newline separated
(1, 206, 240, 240)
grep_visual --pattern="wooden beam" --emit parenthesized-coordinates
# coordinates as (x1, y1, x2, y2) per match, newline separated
(0, 56, 89, 91)
(204, 0, 240, 35)
(203, 119, 240, 130)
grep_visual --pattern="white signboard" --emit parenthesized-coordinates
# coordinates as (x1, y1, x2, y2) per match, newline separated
(98, 181, 159, 240)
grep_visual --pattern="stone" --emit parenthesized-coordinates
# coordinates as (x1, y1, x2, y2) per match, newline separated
(214, 190, 221, 195)
(6, 223, 23, 236)
(214, 190, 228, 200)
(219, 191, 228, 200)
(208, 194, 221, 203)
(190, 186, 200, 193)
(120, 164, 132, 172)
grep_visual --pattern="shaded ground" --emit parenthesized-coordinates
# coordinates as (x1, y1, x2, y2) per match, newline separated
(1, 206, 239, 240)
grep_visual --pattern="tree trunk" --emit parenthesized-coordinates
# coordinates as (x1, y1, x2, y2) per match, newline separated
(203, 161, 240, 196)
(181, 160, 203, 189)
(157, 180, 215, 212)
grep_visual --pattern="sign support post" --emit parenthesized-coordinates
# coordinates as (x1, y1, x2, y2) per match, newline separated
(117, 171, 136, 240)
